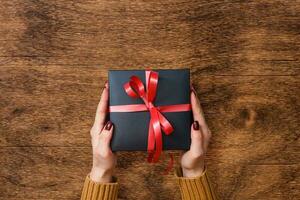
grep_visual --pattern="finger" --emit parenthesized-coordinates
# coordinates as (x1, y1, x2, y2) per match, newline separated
(93, 83, 109, 132)
(191, 91, 208, 131)
(99, 121, 114, 148)
(189, 121, 204, 156)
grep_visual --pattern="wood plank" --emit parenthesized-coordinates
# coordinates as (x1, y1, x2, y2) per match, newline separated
(0, 148, 298, 200)
(0, 147, 90, 200)
(0, 66, 299, 147)
(0, 147, 182, 200)
(0, 0, 299, 75)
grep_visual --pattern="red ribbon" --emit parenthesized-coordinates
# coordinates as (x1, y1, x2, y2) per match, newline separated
(109, 70, 191, 171)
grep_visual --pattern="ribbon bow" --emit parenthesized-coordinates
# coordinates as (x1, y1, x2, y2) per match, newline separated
(123, 71, 174, 162)
(109, 70, 191, 171)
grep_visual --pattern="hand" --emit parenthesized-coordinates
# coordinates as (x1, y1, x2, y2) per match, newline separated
(180, 88, 212, 178)
(89, 82, 116, 183)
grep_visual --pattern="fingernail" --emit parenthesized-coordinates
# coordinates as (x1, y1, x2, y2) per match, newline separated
(193, 121, 199, 130)
(104, 121, 113, 130)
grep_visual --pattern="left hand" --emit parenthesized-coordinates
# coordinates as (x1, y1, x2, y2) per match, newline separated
(180, 88, 212, 178)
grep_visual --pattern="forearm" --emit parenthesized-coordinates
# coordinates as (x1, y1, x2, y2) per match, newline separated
(81, 174, 119, 200)
(175, 166, 217, 200)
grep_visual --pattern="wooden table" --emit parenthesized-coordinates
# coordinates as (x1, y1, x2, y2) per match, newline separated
(0, 1, 299, 199)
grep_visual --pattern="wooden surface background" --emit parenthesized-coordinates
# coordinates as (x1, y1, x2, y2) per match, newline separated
(0, 0, 299, 199)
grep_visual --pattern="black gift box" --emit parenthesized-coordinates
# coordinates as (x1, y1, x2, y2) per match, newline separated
(108, 69, 192, 151)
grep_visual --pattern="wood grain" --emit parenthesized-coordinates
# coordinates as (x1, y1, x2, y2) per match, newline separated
(0, 0, 299, 199)
(1, 0, 300, 75)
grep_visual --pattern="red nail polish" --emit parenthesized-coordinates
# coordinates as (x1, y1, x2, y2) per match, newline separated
(193, 121, 199, 130)
(105, 121, 113, 130)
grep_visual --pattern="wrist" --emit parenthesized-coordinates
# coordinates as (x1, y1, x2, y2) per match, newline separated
(181, 160, 205, 178)
(182, 166, 205, 178)
(90, 167, 113, 183)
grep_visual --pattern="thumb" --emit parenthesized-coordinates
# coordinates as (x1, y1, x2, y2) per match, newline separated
(99, 121, 114, 148)
(190, 121, 204, 156)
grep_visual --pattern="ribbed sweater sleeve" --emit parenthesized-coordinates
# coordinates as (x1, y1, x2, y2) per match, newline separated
(175, 166, 217, 200)
(81, 167, 216, 200)
(80, 175, 119, 200)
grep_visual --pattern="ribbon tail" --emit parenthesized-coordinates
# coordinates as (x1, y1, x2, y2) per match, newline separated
(162, 153, 174, 175)
(157, 112, 174, 135)
(147, 118, 155, 162)
(149, 108, 163, 163)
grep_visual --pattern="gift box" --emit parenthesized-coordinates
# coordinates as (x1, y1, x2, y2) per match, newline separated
(108, 69, 192, 161)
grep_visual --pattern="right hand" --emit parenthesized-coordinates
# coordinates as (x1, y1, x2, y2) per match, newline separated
(180, 88, 212, 178)
(89, 82, 116, 183)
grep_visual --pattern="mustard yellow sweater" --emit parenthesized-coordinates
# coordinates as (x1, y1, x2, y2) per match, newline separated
(81, 167, 217, 200)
